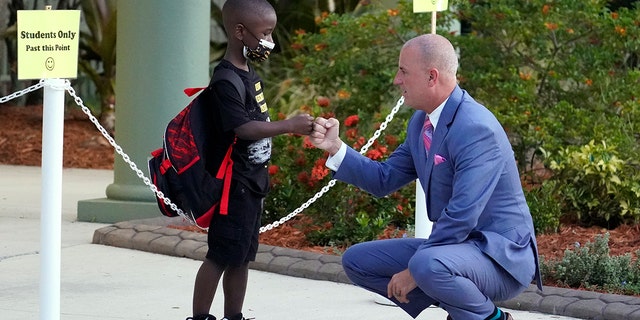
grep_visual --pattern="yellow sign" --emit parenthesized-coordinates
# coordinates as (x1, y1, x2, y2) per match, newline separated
(413, 0, 449, 12)
(17, 10, 81, 80)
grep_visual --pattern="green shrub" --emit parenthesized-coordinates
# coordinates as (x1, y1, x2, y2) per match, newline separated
(262, 0, 432, 245)
(541, 233, 640, 295)
(259, 0, 640, 244)
(525, 180, 562, 234)
(451, 0, 640, 226)
(543, 140, 640, 227)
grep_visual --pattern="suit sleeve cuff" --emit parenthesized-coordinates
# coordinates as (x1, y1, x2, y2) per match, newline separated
(325, 143, 347, 171)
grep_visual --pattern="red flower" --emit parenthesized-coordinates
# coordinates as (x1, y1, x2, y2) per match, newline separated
(268, 165, 279, 175)
(314, 43, 328, 51)
(353, 136, 366, 150)
(316, 96, 330, 107)
(337, 89, 351, 99)
(344, 115, 359, 127)
(295, 154, 307, 166)
(321, 111, 335, 118)
(544, 22, 558, 31)
(385, 135, 399, 147)
(346, 128, 358, 140)
(302, 136, 316, 149)
(366, 149, 383, 160)
(542, 4, 550, 15)
(297, 171, 309, 185)
(311, 159, 330, 181)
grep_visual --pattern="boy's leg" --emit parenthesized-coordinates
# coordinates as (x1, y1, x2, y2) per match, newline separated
(222, 262, 249, 318)
(192, 259, 225, 316)
(204, 182, 261, 320)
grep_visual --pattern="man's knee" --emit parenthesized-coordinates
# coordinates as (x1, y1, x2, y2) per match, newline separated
(341, 242, 374, 285)
(408, 254, 449, 290)
(341, 243, 362, 273)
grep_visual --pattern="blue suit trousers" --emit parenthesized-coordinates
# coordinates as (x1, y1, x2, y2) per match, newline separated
(342, 238, 528, 319)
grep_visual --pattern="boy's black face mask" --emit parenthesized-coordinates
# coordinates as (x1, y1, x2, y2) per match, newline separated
(241, 25, 275, 62)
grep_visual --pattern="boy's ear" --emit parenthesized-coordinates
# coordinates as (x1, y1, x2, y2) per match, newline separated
(233, 23, 245, 41)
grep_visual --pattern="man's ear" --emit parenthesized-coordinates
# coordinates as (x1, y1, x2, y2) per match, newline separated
(428, 69, 439, 86)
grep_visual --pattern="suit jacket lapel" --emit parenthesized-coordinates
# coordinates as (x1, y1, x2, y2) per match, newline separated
(422, 85, 465, 200)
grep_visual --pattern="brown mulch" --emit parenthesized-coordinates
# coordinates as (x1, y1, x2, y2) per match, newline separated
(2, 103, 639, 267)
(0, 104, 114, 169)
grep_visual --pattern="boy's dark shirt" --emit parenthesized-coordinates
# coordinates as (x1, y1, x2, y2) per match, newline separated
(202, 59, 271, 197)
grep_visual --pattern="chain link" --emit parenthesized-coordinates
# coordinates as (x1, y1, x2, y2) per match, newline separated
(0, 81, 45, 104)
(62, 80, 204, 229)
(3, 81, 404, 233)
(259, 96, 405, 232)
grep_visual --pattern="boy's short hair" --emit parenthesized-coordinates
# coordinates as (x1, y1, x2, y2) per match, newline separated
(222, 0, 276, 32)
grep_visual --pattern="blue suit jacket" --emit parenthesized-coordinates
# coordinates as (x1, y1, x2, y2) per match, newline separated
(334, 86, 542, 289)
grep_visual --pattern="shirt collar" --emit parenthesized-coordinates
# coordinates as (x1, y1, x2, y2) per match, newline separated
(426, 97, 448, 130)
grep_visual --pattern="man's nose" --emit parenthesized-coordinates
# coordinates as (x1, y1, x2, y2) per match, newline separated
(393, 73, 402, 85)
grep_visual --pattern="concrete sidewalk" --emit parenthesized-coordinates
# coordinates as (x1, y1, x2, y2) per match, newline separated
(0, 164, 636, 320)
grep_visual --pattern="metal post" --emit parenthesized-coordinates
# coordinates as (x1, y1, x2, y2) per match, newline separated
(40, 78, 66, 320)
(414, 180, 432, 238)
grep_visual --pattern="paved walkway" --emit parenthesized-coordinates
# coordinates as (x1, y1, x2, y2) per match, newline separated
(2, 164, 640, 319)
(96, 217, 640, 320)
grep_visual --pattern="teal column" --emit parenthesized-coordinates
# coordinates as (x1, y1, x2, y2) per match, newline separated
(78, 0, 210, 223)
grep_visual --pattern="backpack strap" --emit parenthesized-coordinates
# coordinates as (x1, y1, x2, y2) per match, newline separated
(183, 87, 205, 97)
(211, 67, 247, 106)
(215, 137, 237, 215)
(209, 68, 245, 215)
(183, 67, 246, 104)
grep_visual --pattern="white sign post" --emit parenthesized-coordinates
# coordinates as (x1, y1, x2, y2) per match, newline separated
(17, 7, 80, 320)
(40, 78, 66, 320)
(373, 1, 452, 307)
(412, 0, 449, 239)
(414, 0, 450, 34)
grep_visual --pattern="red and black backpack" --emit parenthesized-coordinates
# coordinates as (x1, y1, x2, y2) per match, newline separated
(148, 68, 245, 229)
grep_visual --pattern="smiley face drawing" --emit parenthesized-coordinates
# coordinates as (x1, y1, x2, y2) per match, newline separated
(45, 57, 55, 71)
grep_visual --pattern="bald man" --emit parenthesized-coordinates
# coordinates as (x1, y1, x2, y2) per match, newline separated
(310, 34, 542, 320)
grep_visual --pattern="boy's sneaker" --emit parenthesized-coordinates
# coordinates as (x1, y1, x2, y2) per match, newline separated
(186, 314, 216, 320)
(221, 313, 252, 320)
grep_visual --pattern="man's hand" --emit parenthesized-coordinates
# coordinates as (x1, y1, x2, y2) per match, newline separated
(387, 269, 417, 304)
(310, 117, 342, 155)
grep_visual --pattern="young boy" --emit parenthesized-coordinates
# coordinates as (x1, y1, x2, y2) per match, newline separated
(187, 1, 314, 320)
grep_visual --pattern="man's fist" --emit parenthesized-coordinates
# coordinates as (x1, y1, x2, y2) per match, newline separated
(310, 117, 342, 155)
